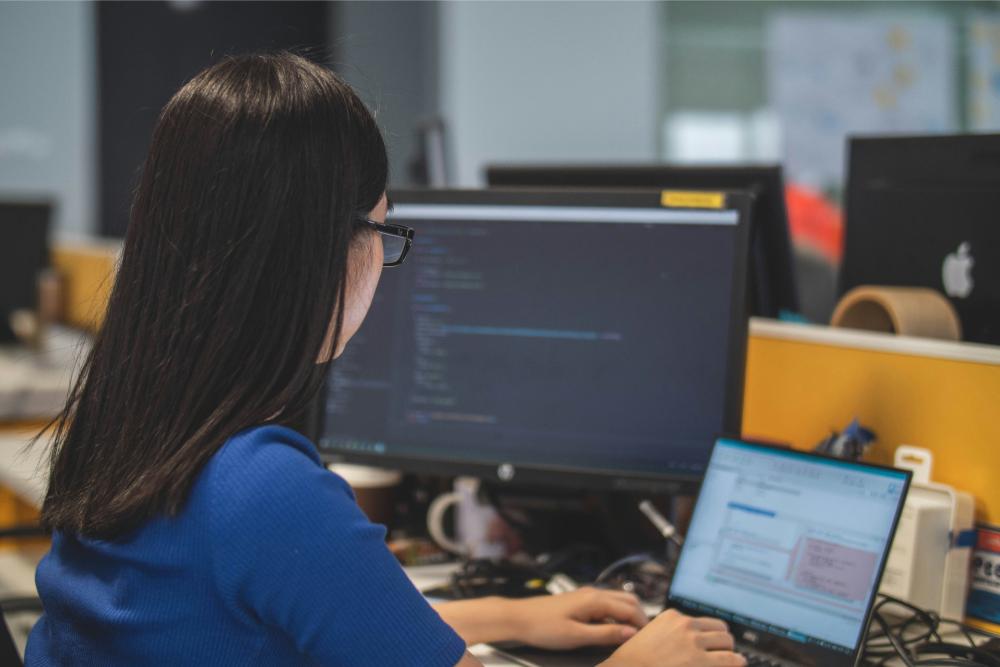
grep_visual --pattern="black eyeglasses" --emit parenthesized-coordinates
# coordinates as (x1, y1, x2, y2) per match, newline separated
(357, 218, 414, 267)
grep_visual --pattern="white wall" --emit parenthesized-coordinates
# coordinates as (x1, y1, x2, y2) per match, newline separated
(0, 1, 95, 235)
(439, 1, 662, 186)
(0, 1, 662, 232)
(334, 1, 440, 187)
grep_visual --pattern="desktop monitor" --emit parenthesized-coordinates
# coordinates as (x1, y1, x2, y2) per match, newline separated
(0, 201, 52, 342)
(841, 134, 1000, 345)
(485, 164, 798, 320)
(314, 189, 752, 491)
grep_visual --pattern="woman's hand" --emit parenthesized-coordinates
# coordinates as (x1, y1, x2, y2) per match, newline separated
(435, 587, 647, 649)
(504, 587, 649, 650)
(599, 608, 747, 667)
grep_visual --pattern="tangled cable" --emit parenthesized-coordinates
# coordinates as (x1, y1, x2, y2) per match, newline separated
(863, 594, 1000, 667)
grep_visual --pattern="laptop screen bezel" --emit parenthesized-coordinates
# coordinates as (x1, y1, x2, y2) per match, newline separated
(665, 437, 912, 667)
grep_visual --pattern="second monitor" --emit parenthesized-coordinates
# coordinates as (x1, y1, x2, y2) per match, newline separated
(486, 164, 798, 320)
(316, 189, 752, 491)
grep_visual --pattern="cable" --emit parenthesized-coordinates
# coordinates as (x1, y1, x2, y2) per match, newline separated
(593, 553, 669, 586)
(592, 552, 672, 603)
(862, 594, 999, 667)
(866, 595, 939, 657)
(871, 609, 917, 667)
(937, 621, 978, 648)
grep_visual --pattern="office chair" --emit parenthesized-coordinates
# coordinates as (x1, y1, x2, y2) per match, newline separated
(0, 521, 48, 667)
(1, 612, 22, 666)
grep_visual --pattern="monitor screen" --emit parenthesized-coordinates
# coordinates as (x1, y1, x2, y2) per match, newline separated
(316, 190, 750, 489)
(486, 164, 798, 320)
(842, 134, 1000, 345)
(669, 439, 910, 655)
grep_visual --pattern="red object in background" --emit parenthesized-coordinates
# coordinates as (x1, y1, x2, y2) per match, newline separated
(980, 528, 1000, 553)
(785, 184, 844, 264)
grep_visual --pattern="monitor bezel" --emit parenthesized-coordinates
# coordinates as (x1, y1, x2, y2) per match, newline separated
(666, 437, 913, 667)
(310, 187, 753, 493)
(840, 133, 1000, 345)
(484, 163, 799, 319)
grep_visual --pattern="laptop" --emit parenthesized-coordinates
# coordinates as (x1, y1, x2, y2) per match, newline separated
(500, 438, 911, 667)
(841, 134, 1000, 345)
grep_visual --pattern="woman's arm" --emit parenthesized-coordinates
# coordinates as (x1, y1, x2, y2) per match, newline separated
(435, 588, 647, 649)
(208, 439, 468, 667)
(434, 597, 518, 646)
(439, 596, 748, 667)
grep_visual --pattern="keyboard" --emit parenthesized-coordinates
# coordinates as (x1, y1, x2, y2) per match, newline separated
(740, 650, 787, 667)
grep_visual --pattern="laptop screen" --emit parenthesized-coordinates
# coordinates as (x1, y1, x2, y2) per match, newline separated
(668, 439, 909, 656)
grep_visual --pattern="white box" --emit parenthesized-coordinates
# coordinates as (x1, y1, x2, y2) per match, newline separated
(880, 446, 976, 620)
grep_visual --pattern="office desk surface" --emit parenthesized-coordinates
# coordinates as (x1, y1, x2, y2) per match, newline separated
(1, 435, 991, 666)
(406, 564, 663, 666)
(405, 564, 997, 667)
(0, 327, 89, 423)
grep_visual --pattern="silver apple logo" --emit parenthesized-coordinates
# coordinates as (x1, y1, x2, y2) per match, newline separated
(942, 242, 974, 298)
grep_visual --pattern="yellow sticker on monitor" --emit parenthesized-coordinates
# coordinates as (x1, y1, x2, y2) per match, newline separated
(661, 190, 725, 209)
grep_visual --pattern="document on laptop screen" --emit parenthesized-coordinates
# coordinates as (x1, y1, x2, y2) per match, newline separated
(669, 439, 908, 652)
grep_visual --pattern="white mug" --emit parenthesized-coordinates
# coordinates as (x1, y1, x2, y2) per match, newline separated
(427, 477, 506, 559)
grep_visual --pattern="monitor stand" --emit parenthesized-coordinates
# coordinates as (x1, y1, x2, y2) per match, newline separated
(434, 484, 689, 598)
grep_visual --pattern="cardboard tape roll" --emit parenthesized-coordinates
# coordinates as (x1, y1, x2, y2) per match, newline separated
(831, 286, 962, 341)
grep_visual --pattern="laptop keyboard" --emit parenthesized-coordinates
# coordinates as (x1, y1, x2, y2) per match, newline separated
(743, 658, 779, 667)
(739, 650, 784, 667)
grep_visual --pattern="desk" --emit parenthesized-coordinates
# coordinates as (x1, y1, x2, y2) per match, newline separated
(0, 429, 48, 600)
(0, 331, 80, 592)
(0, 327, 89, 423)
(404, 564, 998, 667)
(0, 433, 993, 666)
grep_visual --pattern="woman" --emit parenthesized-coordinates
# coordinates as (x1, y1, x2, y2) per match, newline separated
(25, 53, 745, 667)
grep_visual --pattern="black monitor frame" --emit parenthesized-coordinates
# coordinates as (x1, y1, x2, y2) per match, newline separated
(485, 163, 798, 320)
(0, 199, 53, 343)
(311, 188, 753, 493)
(841, 133, 1000, 345)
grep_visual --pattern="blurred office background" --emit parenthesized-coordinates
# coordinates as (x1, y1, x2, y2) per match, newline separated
(3, 0, 1000, 316)
(5, 3, 1000, 652)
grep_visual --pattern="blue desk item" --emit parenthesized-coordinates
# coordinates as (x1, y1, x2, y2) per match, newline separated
(813, 417, 876, 461)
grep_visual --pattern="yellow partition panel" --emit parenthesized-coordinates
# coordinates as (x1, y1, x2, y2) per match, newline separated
(0, 486, 47, 554)
(742, 319, 1000, 525)
(51, 238, 120, 332)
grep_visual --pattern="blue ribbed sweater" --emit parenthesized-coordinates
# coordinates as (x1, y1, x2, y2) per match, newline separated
(24, 425, 466, 666)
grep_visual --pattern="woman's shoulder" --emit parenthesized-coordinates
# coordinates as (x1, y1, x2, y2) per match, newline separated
(217, 424, 323, 470)
(196, 424, 355, 523)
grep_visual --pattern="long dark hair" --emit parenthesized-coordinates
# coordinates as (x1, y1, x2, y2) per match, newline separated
(40, 52, 388, 539)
